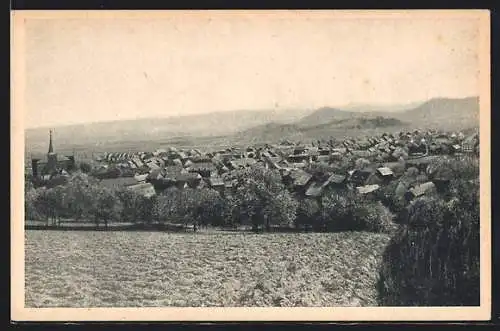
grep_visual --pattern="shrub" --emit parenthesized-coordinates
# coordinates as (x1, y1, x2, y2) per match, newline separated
(356, 201, 396, 234)
(321, 191, 394, 233)
(295, 198, 320, 230)
(378, 188, 480, 306)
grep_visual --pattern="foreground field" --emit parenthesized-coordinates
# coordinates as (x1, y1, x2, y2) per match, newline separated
(25, 230, 390, 307)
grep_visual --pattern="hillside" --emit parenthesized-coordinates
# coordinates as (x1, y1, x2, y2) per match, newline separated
(25, 96, 479, 154)
(233, 117, 407, 144)
(296, 97, 478, 131)
(396, 96, 480, 130)
(25, 108, 314, 154)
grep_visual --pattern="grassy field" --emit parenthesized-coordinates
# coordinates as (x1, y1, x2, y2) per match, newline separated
(25, 230, 390, 307)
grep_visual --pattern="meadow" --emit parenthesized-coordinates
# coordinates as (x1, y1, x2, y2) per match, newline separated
(25, 230, 390, 307)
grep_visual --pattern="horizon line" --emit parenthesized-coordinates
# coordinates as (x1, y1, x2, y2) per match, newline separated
(25, 95, 479, 130)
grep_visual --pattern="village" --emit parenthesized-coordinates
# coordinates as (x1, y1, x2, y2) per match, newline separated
(28, 128, 479, 209)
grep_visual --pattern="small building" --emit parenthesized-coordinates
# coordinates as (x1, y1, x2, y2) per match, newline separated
(127, 182, 156, 198)
(405, 181, 437, 201)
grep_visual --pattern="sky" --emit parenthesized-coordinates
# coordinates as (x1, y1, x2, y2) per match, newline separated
(22, 11, 481, 128)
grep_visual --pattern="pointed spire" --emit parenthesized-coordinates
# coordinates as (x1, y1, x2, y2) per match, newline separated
(48, 130, 54, 154)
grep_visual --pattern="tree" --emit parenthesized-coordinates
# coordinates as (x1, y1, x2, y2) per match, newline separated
(25, 188, 39, 221)
(63, 173, 97, 222)
(89, 186, 122, 229)
(232, 167, 298, 232)
(379, 184, 480, 306)
(79, 161, 93, 174)
(295, 198, 320, 231)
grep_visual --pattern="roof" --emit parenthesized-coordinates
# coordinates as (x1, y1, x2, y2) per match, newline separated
(408, 181, 436, 198)
(377, 167, 394, 177)
(329, 173, 347, 184)
(349, 169, 373, 183)
(305, 181, 325, 197)
(134, 173, 149, 182)
(406, 155, 441, 165)
(177, 172, 202, 182)
(164, 165, 184, 180)
(34, 154, 72, 163)
(288, 169, 313, 187)
(208, 176, 225, 187)
(100, 177, 140, 189)
(356, 184, 380, 194)
(230, 158, 257, 168)
(188, 162, 216, 171)
(127, 183, 156, 198)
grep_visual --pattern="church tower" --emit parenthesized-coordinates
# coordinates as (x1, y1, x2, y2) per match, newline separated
(46, 130, 58, 174)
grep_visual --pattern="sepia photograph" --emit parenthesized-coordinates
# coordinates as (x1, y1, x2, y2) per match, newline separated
(11, 10, 491, 321)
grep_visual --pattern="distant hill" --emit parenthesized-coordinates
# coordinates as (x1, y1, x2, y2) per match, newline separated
(395, 96, 480, 130)
(296, 97, 479, 130)
(25, 96, 479, 154)
(341, 101, 425, 112)
(234, 117, 408, 144)
(25, 108, 314, 154)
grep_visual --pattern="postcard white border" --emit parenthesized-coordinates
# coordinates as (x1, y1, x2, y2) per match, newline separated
(11, 9, 491, 321)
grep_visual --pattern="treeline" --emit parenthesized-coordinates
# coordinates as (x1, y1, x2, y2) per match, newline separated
(378, 157, 480, 306)
(26, 166, 398, 233)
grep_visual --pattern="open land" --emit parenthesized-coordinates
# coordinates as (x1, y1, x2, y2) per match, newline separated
(25, 230, 390, 307)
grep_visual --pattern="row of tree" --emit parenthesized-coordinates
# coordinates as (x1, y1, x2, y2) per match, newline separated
(26, 165, 399, 233)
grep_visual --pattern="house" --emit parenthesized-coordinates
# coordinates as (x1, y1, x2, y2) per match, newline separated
(348, 169, 374, 187)
(305, 173, 346, 198)
(187, 162, 216, 178)
(177, 172, 203, 189)
(127, 182, 156, 198)
(462, 133, 479, 154)
(406, 155, 440, 173)
(356, 184, 380, 198)
(229, 158, 257, 170)
(99, 176, 142, 190)
(207, 176, 225, 192)
(376, 167, 394, 182)
(284, 169, 313, 191)
(405, 181, 436, 201)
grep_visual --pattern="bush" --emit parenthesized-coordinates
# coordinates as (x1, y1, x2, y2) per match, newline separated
(295, 198, 320, 230)
(321, 191, 395, 233)
(356, 201, 396, 234)
(378, 188, 480, 306)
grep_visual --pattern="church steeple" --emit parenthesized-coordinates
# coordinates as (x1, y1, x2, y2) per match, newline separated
(48, 130, 54, 154)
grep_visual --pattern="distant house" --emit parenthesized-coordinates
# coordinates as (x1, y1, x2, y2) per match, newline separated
(187, 162, 216, 178)
(406, 155, 440, 173)
(462, 133, 479, 154)
(99, 176, 141, 190)
(305, 173, 346, 198)
(283, 169, 313, 192)
(127, 182, 156, 198)
(229, 158, 257, 170)
(356, 184, 380, 199)
(376, 167, 394, 183)
(348, 169, 374, 187)
(207, 176, 225, 193)
(405, 181, 436, 201)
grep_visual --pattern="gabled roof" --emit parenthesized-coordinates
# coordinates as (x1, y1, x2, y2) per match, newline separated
(408, 181, 436, 198)
(208, 176, 225, 187)
(188, 162, 216, 171)
(356, 184, 380, 194)
(376, 167, 394, 177)
(100, 177, 140, 189)
(127, 182, 156, 198)
(329, 173, 347, 184)
(288, 169, 313, 187)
